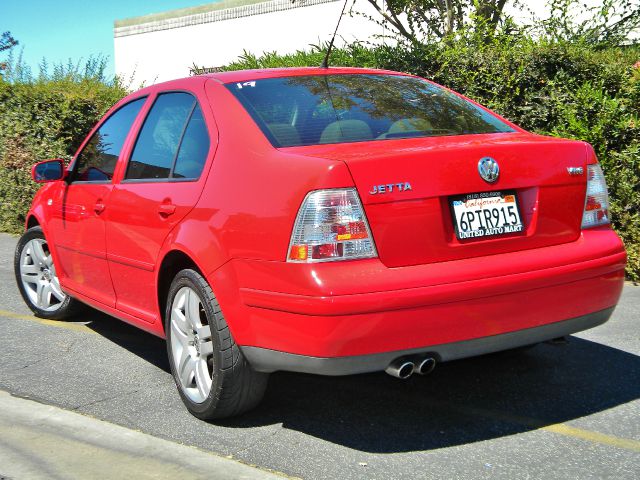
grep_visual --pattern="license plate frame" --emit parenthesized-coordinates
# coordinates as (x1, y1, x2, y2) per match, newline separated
(449, 190, 524, 241)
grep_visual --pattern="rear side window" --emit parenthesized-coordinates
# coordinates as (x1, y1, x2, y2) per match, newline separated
(73, 98, 145, 182)
(173, 105, 209, 179)
(227, 74, 514, 147)
(126, 92, 210, 181)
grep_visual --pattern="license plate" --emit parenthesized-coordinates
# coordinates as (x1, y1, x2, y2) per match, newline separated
(450, 190, 524, 240)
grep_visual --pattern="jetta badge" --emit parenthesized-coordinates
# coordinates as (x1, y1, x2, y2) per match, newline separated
(478, 157, 500, 183)
(369, 182, 412, 195)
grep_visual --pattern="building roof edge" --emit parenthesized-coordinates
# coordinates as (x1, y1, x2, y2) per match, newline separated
(114, 0, 339, 37)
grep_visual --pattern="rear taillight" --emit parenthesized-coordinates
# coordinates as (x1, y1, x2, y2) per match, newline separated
(287, 188, 377, 263)
(581, 164, 610, 229)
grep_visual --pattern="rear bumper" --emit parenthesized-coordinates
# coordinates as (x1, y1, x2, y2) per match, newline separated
(209, 228, 626, 369)
(239, 250, 625, 317)
(242, 308, 614, 374)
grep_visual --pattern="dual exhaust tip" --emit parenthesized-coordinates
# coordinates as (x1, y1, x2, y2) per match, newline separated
(385, 356, 436, 379)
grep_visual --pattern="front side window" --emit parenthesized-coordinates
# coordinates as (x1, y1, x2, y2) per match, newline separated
(227, 74, 514, 147)
(126, 92, 209, 181)
(73, 98, 145, 182)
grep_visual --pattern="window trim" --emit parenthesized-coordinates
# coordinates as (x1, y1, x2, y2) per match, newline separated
(69, 96, 148, 185)
(122, 90, 209, 184)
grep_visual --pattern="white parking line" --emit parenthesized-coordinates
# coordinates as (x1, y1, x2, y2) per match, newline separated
(0, 308, 95, 335)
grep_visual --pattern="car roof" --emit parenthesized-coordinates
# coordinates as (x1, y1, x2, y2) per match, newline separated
(131, 67, 409, 97)
(204, 67, 407, 83)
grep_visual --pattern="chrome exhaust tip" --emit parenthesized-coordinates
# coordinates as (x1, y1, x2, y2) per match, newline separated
(416, 357, 436, 376)
(385, 359, 415, 379)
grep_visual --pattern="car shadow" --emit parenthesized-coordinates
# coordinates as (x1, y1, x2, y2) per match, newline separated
(80, 309, 170, 373)
(80, 308, 640, 454)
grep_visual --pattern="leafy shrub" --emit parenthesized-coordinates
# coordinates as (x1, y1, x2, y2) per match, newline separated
(0, 60, 127, 232)
(1, 39, 637, 279)
(224, 39, 640, 280)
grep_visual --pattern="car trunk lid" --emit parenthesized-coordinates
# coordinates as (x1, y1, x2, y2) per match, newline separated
(284, 132, 588, 267)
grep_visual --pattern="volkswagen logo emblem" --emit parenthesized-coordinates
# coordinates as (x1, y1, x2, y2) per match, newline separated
(478, 157, 500, 183)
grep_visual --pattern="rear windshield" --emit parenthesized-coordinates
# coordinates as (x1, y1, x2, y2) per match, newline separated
(227, 74, 514, 147)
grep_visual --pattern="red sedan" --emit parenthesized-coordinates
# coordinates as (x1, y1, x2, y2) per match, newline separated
(15, 68, 626, 419)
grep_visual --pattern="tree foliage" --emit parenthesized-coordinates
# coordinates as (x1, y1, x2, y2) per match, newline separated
(0, 31, 18, 74)
(360, 0, 513, 42)
(355, 0, 640, 45)
(541, 0, 640, 45)
(0, 32, 18, 53)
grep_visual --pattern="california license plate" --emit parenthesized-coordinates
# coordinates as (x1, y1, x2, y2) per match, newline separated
(450, 190, 524, 240)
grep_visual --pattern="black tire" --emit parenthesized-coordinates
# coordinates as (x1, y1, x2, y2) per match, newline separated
(14, 226, 83, 320)
(165, 269, 269, 420)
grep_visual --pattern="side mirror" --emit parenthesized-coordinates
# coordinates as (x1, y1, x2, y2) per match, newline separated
(32, 159, 66, 183)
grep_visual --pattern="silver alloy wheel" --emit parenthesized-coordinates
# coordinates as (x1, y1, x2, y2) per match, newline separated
(19, 238, 66, 312)
(169, 286, 214, 403)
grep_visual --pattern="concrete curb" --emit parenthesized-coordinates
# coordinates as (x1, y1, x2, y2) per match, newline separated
(0, 390, 288, 480)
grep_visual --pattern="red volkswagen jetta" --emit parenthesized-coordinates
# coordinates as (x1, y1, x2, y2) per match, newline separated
(15, 68, 626, 419)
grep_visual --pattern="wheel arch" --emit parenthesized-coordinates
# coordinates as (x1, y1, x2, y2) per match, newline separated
(156, 249, 206, 335)
(22, 210, 70, 291)
(26, 214, 40, 230)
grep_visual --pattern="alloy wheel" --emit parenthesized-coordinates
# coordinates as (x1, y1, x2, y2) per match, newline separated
(169, 286, 214, 403)
(19, 238, 66, 312)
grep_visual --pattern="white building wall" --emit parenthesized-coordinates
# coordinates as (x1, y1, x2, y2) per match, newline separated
(115, 0, 387, 86)
(115, 0, 624, 86)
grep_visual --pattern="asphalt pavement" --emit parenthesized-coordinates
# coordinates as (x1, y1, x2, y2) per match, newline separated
(0, 232, 638, 479)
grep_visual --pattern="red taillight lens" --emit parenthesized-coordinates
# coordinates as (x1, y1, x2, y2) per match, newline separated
(581, 164, 610, 229)
(312, 243, 343, 260)
(287, 189, 377, 263)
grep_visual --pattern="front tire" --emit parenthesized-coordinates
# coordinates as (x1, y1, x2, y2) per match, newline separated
(14, 226, 81, 320)
(166, 269, 268, 420)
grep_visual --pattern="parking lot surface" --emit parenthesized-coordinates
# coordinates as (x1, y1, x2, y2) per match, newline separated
(0, 233, 638, 479)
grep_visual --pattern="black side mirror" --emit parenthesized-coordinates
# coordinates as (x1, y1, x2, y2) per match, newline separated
(32, 159, 65, 183)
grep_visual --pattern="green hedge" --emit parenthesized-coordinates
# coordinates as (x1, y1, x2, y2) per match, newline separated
(0, 39, 638, 279)
(0, 77, 127, 233)
(224, 41, 640, 280)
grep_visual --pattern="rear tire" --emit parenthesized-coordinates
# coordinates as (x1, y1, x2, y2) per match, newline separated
(14, 226, 82, 320)
(165, 269, 268, 420)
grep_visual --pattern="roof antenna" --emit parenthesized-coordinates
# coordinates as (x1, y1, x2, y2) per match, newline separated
(321, 0, 349, 68)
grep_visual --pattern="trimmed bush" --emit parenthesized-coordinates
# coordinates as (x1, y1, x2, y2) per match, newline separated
(0, 39, 638, 279)
(0, 76, 127, 232)
(223, 41, 640, 280)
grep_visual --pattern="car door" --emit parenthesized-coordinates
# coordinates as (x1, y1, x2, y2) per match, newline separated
(47, 98, 146, 307)
(105, 91, 213, 323)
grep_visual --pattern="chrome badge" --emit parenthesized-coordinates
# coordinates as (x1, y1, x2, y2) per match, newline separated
(567, 166, 584, 176)
(369, 182, 412, 195)
(478, 157, 500, 183)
